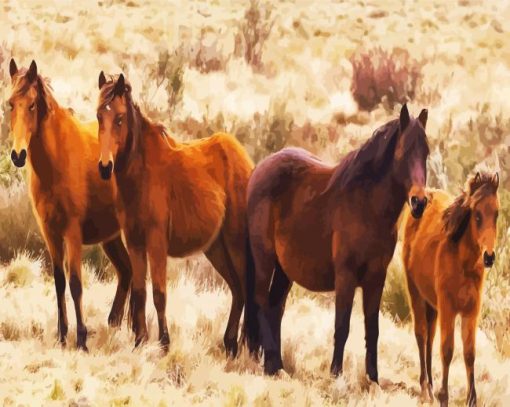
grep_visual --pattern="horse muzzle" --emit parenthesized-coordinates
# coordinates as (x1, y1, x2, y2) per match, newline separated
(11, 149, 27, 168)
(410, 196, 427, 219)
(98, 160, 113, 180)
(483, 251, 495, 268)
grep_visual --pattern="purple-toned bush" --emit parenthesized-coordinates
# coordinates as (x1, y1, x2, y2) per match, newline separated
(350, 47, 421, 111)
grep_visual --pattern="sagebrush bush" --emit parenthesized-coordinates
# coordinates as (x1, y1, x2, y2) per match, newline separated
(2, 252, 42, 287)
(235, 0, 274, 70)
(0, 181, 45, 262)
(350, 47, 421, 111)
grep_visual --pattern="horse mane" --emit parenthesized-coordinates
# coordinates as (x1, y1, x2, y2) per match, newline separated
(11, 68, 53, 130)
(323, 119, 400, 194)
(443, 171, 499, 243)
(98, 75, 168, 169)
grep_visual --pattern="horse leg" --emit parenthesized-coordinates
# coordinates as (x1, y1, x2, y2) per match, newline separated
(205, 233, 244, 358)
(461, 314, 477, 407)
(147, 228, 169, 352)
(407, 278, 430, 399)
(65, 221, 87, 351)
(267, 260, 292, 370)
(126, 239, 148, 347)
(361, 273, 387, 384)
(426, 302, 438, 400)
(438, 302, 455, 407)
(102, 236, 132, 327)
(330, 267, 357, 377)
(44, 231, 68, 346)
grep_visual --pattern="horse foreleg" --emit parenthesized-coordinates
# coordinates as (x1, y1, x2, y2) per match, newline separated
(45, 232, 67, 346)
(330, 268, 356, 377)
(426, 303, 438, 400)
(102, 236, 132, 328)
(127, 240, 148, 348)
(147, 228, 169, 353)
(65, 222, 87, 351)
(361, 275, 386, 384)
(461, 314, 478, 407)
(438, 303, 455, 407)
(407, 278, 430, 398)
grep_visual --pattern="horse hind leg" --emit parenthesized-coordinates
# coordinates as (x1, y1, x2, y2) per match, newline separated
(205, 233, 244, 358)
(102, 236, 132, 327)
(266, 260, 292, 374)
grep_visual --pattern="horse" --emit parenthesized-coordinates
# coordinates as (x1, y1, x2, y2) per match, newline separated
(7, 60, 133, 351)
(95, 72, 254, 356)
(244, 104, 430, 378)
(402, 172, 499, 407)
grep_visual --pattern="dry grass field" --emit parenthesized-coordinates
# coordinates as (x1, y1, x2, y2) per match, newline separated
(0, 0, 510, 405)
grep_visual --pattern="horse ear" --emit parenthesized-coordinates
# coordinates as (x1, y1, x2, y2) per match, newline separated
(26, 60, 38, 83)
(9, 58, 18, 78)
(418, 108, 428, 129)
(474, 172, 481, 185)
(400, 103, 410, 131)
(98, 71, 107, 90)
(493, 172, 499, 189)
(113, 74, 125, 97)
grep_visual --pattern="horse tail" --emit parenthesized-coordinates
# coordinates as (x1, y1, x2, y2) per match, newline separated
(243, 230, 261, 357)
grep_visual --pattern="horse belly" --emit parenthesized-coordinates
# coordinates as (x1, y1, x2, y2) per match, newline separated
(81, 207, 120, 245)
(275, 229, 334, 292)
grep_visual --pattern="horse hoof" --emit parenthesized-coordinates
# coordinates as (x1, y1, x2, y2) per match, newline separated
(224, 338, 238, 359)
(275, 369, 290, 380)
(263, 350, 283, 375)
(108, 312, 123, 328)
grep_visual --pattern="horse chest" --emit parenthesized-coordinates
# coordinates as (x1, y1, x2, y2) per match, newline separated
(454, 276, 481, 315)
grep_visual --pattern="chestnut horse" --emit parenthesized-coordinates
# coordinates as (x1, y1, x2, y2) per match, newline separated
(402, 172, 499, 407)
(7, 60, 132, 350)
(95, 73, 253, 356)
(245, 104, 430, 378)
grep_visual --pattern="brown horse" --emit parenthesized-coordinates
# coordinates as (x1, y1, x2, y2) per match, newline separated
(7, 60, 133, 350)
(244, 104, 430, 378)
(95, 73, 253, 355)
(402, 172, 499, 407)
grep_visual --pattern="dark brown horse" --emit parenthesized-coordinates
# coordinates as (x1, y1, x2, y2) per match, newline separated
(245, 104, 430, 379)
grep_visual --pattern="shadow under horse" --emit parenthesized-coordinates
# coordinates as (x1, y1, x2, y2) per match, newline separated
(245, 104, 430, 380)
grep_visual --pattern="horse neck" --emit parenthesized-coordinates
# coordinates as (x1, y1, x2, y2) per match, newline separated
(116, 116, 175, 189)
(458, 225, 483, 271)
(365, 168, 408, 226)
(28, 102, 73, 178)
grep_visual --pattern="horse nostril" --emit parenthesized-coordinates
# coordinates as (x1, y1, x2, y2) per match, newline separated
(411, 196, 418, 206)
(483, 251, 495, 268)
(19, 149, 27, 161)
(98, 160, 113, 180)
(11, 150, 18, 162)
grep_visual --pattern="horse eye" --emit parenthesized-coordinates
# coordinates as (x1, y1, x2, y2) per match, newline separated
(29, 102, 35, 111)
(116, 118, 122, 127)
(475, 211, 482, 227)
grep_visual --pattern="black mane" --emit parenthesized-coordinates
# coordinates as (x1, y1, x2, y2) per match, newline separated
(324, 119, 400, 193)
